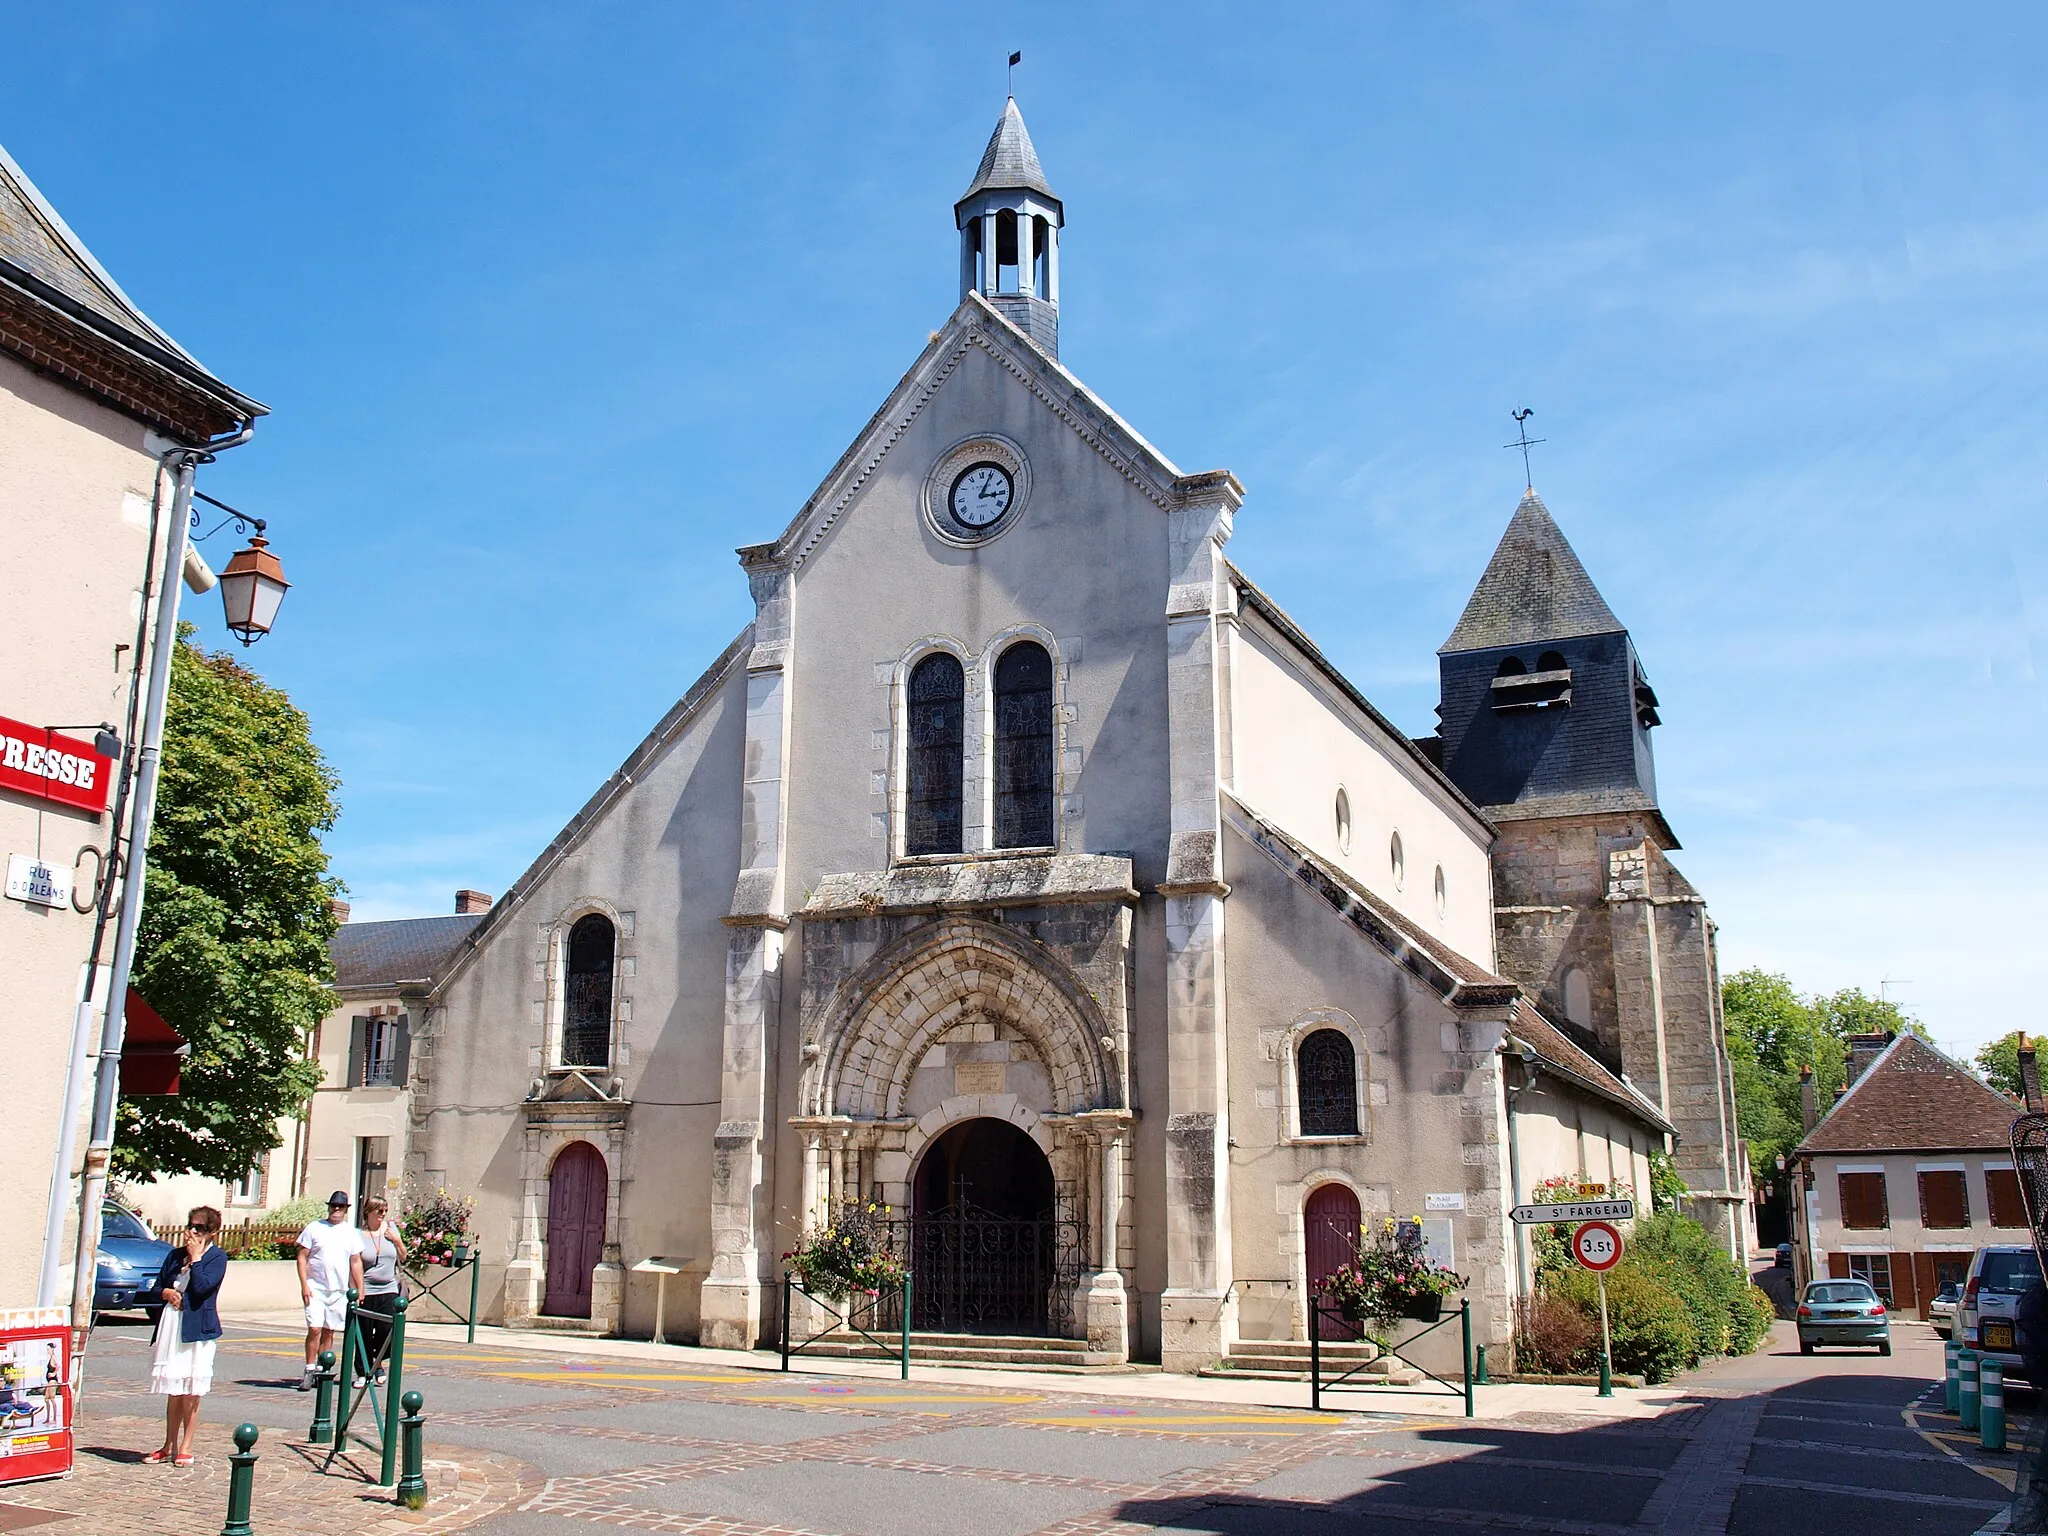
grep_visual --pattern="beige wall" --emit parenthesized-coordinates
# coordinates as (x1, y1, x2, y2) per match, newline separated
(0, 353, 169, 1307)
(1230, 614, 1497, 967)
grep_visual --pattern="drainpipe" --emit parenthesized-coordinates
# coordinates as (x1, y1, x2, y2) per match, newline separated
(1501, 1035, 1540, 1301)
(65, 426, 254, 1371)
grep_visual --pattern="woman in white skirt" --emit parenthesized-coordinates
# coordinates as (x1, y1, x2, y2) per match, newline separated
(145, 1206, 227, 1467)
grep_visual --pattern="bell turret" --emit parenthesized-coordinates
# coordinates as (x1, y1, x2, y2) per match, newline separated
(957, 99, 1063, 357)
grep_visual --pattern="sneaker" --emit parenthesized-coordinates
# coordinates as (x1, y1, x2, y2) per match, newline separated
(296, 1369, 314, 1392)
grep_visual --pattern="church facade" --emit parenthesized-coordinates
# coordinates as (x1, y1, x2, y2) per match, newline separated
(399, 102, 1727, 1369)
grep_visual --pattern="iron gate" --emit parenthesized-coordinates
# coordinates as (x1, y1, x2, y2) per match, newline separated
(876, 1205, 1085, 1335)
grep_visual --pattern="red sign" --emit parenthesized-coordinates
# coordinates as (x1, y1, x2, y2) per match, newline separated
(0, 1313, 71, 1485)
(0, 716, 112, 814)
(1572, 1221, 1624, 1272)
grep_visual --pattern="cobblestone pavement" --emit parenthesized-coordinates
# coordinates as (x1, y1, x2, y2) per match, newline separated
(0, 1317, 2017, 1534)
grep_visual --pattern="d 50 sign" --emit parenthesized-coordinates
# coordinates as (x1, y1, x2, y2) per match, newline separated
(0, 716, 112, 815)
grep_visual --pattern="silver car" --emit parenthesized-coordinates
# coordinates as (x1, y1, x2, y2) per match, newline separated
(1928, 1282, 1959, 1339)
(1959, 1246, 2042, 1381)
(1797, 1279, 1891, 1355)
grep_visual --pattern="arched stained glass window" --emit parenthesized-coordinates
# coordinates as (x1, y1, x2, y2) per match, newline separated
(1298, 1029, 1360, 1137)
(907, 653, 965, 855)
(993, 642, 1054, 848)
(563, 914, 615, 1068)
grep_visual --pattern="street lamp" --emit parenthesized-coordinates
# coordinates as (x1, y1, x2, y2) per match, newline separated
(217, 529, 289, 645)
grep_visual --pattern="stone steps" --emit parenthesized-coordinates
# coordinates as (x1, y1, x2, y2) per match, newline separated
(1200, 1338, 1425, 1386)
(790, 1332, 1119, 1371)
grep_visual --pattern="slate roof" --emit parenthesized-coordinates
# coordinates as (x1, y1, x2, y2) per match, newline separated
(0, 140, 261, 420)
(958, 98, 1058, 207)
(331, 915, 486, 992)
(1441, 490, 1624, 654)
(1795, 1032, 2020, 1156)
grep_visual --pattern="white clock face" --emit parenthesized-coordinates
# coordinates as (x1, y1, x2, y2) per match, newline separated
(949, 462, 1014, 530)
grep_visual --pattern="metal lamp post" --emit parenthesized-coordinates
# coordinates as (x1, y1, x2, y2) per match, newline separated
(216, 528, 289, 645)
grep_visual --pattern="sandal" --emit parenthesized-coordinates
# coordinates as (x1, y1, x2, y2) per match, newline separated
(173, 1454, 194, 1468)
(142, 1449, 171, 1465)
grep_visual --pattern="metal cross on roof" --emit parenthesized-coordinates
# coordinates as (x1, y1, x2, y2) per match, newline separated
(1505, 408, 1546, 489)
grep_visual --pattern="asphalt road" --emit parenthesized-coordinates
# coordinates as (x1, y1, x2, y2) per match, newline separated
(58, 1312, 2020, 1534)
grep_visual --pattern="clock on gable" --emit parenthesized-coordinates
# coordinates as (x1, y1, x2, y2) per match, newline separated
(926, 436, 1029, 544)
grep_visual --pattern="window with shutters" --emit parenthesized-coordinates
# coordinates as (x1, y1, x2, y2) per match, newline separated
(348, 1013, 411, 1089)
(562, 914, 615, 1068)
(906, 653, 965, 855)
(1847, 1253, 1893, 1304)
(1918, 1170, 1969, 1228)
(1298, 1030, 1360, 1137)
(993, 642, 1054, 849)
(1838, 1171, 1890, 1229)
(1988, 1168, 2028, 1228)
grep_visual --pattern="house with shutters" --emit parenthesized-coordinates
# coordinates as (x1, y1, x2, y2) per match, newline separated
(1789, 1031, 2027, 1316)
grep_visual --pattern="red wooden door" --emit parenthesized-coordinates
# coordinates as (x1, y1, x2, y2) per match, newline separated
(1305, 1184, 1363, 1341)
(543, 1142, 607, 1318)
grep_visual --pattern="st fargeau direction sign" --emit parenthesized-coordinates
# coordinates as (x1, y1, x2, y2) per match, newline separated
(1509, 1198, 1635, 1225)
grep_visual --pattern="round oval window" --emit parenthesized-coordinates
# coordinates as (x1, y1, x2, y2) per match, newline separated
(1334, 788, 1352, 853)
(1434, 864, 1447, 917)
(1389, 830, 1405, 889)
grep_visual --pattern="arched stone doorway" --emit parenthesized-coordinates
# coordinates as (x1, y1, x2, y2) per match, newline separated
(910, 1117, 1068, 1334)
(543, 1141, 607, 1318)
(1305, 1183, 1363, 1342)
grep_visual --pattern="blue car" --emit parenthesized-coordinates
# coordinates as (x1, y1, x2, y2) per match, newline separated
(94, 1204, 173, 1321)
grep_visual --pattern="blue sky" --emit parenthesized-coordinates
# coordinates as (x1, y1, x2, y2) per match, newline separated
(8, 3, 2042, 1058)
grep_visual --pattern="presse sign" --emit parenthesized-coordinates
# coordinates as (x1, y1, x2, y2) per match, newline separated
(0, 716, 112, 815)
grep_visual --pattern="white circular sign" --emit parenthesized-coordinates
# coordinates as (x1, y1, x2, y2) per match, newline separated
(1572, 1220, 1623, 1272)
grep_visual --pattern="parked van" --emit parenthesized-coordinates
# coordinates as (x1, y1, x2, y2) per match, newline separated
(1958, 1245, 2043, 1381)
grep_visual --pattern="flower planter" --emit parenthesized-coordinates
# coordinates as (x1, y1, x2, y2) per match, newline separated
(1399, 1292, 1444, 1323)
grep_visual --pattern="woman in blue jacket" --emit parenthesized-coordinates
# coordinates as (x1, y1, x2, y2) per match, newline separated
(144, 1206, 226, 1467)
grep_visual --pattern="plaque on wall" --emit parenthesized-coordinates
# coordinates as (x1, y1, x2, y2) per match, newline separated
(954, 1061, 1007, 1094)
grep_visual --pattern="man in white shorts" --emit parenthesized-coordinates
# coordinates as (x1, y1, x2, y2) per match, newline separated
(296, 1191, 366, 1390)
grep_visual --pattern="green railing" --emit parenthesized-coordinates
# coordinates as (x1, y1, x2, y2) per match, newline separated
(402, 1250, 483, 1344)
(1310, 1296, 1474, 1418)
(312, 1288, 413, 1487)
(778, 1271, 911, 1380)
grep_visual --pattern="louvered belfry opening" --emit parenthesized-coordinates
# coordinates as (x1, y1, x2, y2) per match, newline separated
(907, 653, 965, 855)
(1298, 1029, 1360, 1137)
(993, 642, 1053, 848)
(563, 914, 615, 1068)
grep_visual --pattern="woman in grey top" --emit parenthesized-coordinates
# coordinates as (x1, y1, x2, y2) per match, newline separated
(357, 1196, 407, 1382)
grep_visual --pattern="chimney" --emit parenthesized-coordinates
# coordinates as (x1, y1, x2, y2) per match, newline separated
(454, 889, 493, 915)
(329, 898, 352, 926)
(1845, 1031, 1892, 1086)
(2020, 1034, 2044, 1114)
(1800, 1064, 1816, 1132)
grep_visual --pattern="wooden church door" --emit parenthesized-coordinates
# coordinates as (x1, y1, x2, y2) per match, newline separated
(543, 1141, 607, 1318)
(1305, 1183, 1363, 1341)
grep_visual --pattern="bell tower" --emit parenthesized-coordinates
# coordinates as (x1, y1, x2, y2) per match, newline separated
(957, 98, 1063, 357)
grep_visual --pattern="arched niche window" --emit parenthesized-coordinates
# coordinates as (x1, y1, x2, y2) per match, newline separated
(993, 641, 1054, 848)
(1562, 966, 1592, 1029)
(906, 653, 965, 855)
(1495, 656, 1526, 677)
(562, 914, 615, 1069)
(1297, 1029, 1360, 1137)
(1536, 650, 1566, 673)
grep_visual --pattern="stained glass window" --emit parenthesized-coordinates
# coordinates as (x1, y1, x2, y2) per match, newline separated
(563, 914, 614, 1068)
(907, 653, 965, 855)
(1298, 1029, 1360, 1137)
(994, 642, 1054, 848)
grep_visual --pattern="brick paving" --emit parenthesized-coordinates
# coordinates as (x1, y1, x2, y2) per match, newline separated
(0, 1318, 2004, 1534)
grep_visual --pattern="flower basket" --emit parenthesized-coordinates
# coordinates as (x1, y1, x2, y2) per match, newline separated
(1320, 1217, 1466, 1345)
(399, 1187, 476, 1270)
(1399, 1292, 1443, 1322)
(783, 1203, 905, 1304)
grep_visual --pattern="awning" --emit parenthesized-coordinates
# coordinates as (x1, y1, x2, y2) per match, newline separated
(119, 991, 185, 1096)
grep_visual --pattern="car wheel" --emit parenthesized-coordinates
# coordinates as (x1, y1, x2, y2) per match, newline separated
(1879, 1342, 1891, 1357)
(1800, 1341, 1814, 1355)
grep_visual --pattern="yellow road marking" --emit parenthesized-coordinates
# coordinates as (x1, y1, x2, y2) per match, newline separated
(755, 1392, 1044, 1405)
(489, 1371, 755, 1384)
(1025, 1413, 1346, 1428)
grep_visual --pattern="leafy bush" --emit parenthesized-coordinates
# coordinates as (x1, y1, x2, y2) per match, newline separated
(1555, 1264, 1698, 1383)
(1630, 1211, 1771, 1358)
(784, 1203, 906, 1301)
(1738, 1281, 1779, 1349)
(1513, 1293, 1598, 1374)
(401, 1188, 476, 1266)
(268, 1196, 329, 1229)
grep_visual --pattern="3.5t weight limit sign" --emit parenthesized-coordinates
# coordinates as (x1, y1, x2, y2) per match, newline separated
(1572, 1221, 1623, 1272)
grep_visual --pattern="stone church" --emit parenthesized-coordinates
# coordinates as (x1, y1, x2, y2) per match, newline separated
(396, 100, 1743, 1370)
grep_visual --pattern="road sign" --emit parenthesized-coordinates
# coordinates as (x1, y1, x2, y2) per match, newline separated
(1572, 1221, 1623, 1272)
(1509, 1199, 1634, 1225)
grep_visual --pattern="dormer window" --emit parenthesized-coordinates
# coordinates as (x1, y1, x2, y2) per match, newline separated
(1490, 651, 1571, 712)
(1633, 670, 1661, 729)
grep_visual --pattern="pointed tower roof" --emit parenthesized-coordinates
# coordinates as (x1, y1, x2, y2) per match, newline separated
(1440, 490, 1624, 654)
(957, 98, 1058, 209)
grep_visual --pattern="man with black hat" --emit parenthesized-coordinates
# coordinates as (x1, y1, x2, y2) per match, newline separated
(294, 1190, 365, 1391)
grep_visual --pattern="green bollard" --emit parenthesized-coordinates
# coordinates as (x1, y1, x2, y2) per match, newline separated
(1981, 1357, 2007, 1452)
(219, 1423, 259, 1536)
(308, 1350, 336, 1444)
(1959, 1349, 1981, 1432)
(1475, 1343, 1490, 1385)
(396, 1390, 428, 1510)
(1944, 1340, 1960, 1413)
(379, 1295, 409, 1488)
(1598, 1348, 1612, 1398)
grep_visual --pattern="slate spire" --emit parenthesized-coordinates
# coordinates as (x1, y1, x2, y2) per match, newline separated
(1440, 489, 1623, 655)
(955, 99, 1064, 358)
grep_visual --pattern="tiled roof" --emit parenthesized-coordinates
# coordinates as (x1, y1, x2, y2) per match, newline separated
(1441, 490, 1624, 654)
(1796, 1033, 2020, 1156)
(958, 99, 1058, 207)
(331, 915, 485, 992)
(1510, 1002, 1674, 1135)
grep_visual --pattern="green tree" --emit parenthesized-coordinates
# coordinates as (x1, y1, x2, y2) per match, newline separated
(114, 627, 339, 1181)
(1977, 1031, 2028, 1099)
